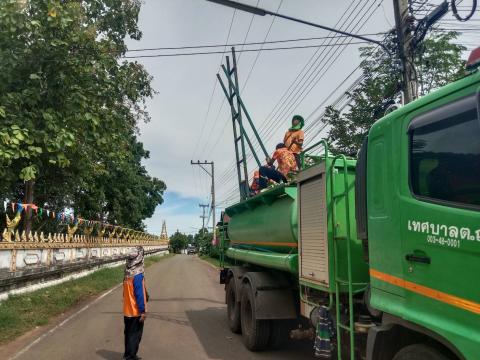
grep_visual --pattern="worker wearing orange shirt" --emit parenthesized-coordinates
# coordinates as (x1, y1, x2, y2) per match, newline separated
(259, 143, 297, 189)
(249, 170, 260, 196)
(284, 115, 305, 169)
(123, 246, 148, 360)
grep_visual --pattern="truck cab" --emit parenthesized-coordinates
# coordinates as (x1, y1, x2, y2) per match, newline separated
(360, 65, 480, 360)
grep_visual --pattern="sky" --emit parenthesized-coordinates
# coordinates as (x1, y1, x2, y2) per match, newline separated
(124, 0, 480, 236)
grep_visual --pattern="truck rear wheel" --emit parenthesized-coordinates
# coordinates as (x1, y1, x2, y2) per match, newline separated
(268, 320, 290, 349)
(226, 277, 241, 333)
(393, 344, 450, 360)
(240, 282, 271, 351)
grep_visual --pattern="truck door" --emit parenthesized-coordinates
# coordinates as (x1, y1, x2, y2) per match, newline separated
(400, 94, 480, 329)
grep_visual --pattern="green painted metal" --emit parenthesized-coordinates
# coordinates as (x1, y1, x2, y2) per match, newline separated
(226, 248, 298, 274)
(298, 153, 369, 296)
(331, 155, 368, 360)
(220, 66, 480, 359)
(367, 70, 480, 359)
(225, 184, 298, 253)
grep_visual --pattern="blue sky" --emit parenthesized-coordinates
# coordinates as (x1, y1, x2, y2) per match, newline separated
(144, 191, 207, 236)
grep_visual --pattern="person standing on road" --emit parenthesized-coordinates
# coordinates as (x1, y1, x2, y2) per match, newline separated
(283, 114, 305, 169)
(123, 246, 147, 360)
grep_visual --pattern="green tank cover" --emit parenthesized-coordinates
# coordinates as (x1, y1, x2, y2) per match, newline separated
(225, 184, 298, 253)
(226, 248, 298, 274)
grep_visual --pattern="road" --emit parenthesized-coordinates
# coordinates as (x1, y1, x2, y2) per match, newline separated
(7, 254, 313, 360)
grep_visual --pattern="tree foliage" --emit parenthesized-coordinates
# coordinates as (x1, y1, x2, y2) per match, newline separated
(324, 31, 466, 155)
(169, 231, 189, 253)
(194, 229, 219, 257)
(0, 0, 165, 230)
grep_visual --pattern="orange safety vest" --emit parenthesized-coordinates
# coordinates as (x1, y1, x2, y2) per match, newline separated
(123, 273, 147, 317)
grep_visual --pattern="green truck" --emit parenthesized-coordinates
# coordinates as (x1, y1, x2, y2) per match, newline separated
(217, 50, 480, 359)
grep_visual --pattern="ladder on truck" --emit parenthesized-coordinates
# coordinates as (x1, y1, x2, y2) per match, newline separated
(217, 47, 269, 201)
(330, 155, 367, 360)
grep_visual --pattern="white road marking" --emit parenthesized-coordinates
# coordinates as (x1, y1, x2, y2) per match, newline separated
(8, 283, 122, 360)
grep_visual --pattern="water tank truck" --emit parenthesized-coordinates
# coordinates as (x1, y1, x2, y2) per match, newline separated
(216, 48, 480, 359)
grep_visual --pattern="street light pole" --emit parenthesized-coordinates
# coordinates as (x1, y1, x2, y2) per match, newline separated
(206, 0, 390, 53)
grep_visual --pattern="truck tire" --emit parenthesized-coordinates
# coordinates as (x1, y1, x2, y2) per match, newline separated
(268, 320, 290, 349)
(393, 344, 450, 360)
(240, 282, 271, 351)
(226, 277, 241, 333)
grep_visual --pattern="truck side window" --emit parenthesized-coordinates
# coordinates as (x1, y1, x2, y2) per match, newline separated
(409, 96, 480, 208)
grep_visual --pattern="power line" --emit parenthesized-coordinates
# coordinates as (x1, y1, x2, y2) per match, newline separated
(217, 1, 385, 205)
(258, 0, 382, 148)
(247, 0, 373, 150)
(238, 0, 381, 172)
(215, 0, 365, 187)
(198, 1, 260, 160)
(202, 0, 285, 163)
(123, 41, 371, 59)
(203, 0, 284, 162)
(190, 9, 237, 169)
(125, 32, 386, 53)
(215, 0, 374, 202)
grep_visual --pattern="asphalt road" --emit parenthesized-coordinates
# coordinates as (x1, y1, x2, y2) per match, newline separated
(8, 254, 313, 360)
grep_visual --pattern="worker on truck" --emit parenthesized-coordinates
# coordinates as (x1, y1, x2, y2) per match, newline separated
(284, 114, 305, 169)
(249, 170, 261, 196)
(258, 143, 297, 189)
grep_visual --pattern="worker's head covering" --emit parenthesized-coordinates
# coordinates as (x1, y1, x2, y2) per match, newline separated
(290, 115, 305, 131)
(125, 246, 145, 277)
(276, 143, 286, 149)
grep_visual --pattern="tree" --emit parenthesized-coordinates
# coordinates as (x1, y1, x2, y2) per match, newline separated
(0, 0, 165, 231)
(194, 229, 219, 257)
(169, 231, 188, 253)
(324, 31, 466, 155)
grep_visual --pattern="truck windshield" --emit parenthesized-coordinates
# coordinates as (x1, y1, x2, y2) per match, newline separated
(410, 97, 480, 209)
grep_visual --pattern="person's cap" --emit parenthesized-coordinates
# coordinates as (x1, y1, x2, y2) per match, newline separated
(292, 115, 304, 123)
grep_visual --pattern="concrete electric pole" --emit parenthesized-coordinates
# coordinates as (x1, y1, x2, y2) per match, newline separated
(199, 204, 209, 233)
(190, 160, 216, 242)
(393, 0, 417, 104)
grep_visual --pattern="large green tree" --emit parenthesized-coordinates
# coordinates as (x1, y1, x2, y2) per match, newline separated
(169, 231, 188, 253)
(324, 31, 466, 155)
(0, 0, 165, 231)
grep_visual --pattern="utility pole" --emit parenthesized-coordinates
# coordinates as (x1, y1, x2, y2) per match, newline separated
(199, 204, 209, 232)
(190, 160, 216, 242)
(393, 0, 417, 104)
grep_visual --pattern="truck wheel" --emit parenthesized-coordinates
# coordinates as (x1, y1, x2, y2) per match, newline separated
(393, 344, 450, 360)
(240, 282, 271, 351)
(268, 320, 290, 349)
(226, 278, 241, 333)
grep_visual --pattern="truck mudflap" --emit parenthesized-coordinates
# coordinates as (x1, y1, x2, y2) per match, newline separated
(219, 268, 228, 284)
(242, 271, 297, 320)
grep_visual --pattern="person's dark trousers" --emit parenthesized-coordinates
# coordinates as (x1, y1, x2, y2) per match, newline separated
(294, 153, 301, 170)
(124, 316, 144, 360)
(259, 166, 287, 189)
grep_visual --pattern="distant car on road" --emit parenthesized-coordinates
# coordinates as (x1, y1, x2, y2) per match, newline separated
(186, 246, 197, 255)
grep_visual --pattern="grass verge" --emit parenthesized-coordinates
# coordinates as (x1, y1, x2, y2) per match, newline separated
(0, 252, 173, 345)
(199, 255, 232, 268)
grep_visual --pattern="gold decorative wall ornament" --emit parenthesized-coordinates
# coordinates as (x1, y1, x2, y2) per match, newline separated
(67, 223, 78, 241)
(3, 213, 22, 242)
